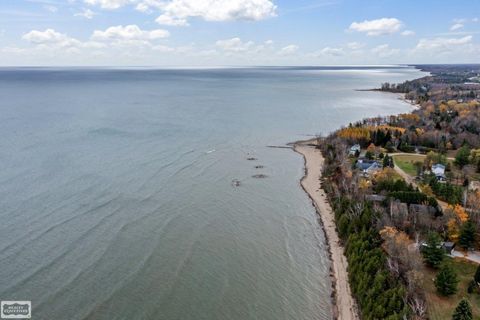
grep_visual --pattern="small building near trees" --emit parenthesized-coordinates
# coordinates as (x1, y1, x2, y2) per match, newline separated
(432, 163, 446, 181)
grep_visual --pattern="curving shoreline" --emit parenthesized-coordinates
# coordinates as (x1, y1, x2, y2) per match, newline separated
(293, 139, 359, 320)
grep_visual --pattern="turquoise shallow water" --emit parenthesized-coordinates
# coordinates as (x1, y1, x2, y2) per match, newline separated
(0, 66, 425, 320)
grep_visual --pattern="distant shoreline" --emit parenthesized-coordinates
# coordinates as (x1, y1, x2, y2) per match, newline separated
(356, 88, 421, 110)
(291, 68, 425, 319)
(292, 139, 359, 320)
(290, 85, 417, 320)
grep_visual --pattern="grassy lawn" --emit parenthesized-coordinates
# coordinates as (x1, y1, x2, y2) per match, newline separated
(392, 154, 425, 177)
(422, 257, 480, 320)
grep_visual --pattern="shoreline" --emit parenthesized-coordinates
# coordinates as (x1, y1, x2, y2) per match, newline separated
(357, 88, 422, 110)
(293, 139, 359, 320)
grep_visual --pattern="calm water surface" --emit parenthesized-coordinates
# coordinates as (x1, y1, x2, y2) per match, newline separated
(0, 66, 425, 320)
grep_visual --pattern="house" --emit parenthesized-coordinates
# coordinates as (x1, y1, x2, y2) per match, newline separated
(366, 162, 382, 175)
(365, 194, 387, 203)
(420, 241, 455, 255)
(356, 159, 382, 175)
(409, 204, 437, 216)
(441, 242, 456, 255)
(431, 163, 446, 181)
(349, 144, 361, 156)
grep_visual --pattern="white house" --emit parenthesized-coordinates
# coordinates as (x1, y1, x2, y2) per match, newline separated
(349, 144, 361, 156)
(432, 163, 446, 181)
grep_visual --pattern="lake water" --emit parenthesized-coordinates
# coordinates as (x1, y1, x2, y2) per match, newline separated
(0, 66, 425, 320)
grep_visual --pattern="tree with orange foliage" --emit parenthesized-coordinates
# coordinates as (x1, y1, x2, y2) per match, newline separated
(380, 226, 427, 318)
(337, 126, 370, 145)
(380, 228, 424, 283)
(447, 218, 460, 243)
(446, 204, 469, 243)
(453, 204, 469, 223)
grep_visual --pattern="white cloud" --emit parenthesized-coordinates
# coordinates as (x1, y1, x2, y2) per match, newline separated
(22, 28, 106, 51)
(215, 37, 255, 52)
(1, 46, 27, 54)
(91, 25, 169, 42)
(346, 42, 364, 50)
(349, 18, 403, 36)
(278, 44, 298, 55)
(414, 35, 473, 52)
(152, 0, 277, 26)
(84, 0, 277, 26)
(408, 35, 479, 62)
(44, 5, 58, 12)
(74, 8, 97, 19)
(371, 44, 399, 58)
(450, 23, 464, 31)
(152, 45, 175, 52)
(319, 46, 344, 56)
(84, 0, 133, 9)
(401, 30, 415, 36)
(473, 17, 479, 23)
(23, 29, 79, 45)
(155, 15, 189, 26)
(135, 0, 163, 12)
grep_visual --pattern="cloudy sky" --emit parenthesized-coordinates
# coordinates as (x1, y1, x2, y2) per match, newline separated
(0, 0, 479, 66)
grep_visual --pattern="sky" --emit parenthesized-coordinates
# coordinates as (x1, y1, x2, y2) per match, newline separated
(0, 0, 479, 66)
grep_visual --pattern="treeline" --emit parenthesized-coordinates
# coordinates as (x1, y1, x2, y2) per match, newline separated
(330, 193, 410, 319)
(380, 81, 429, 94)
(424, 174, 464, 205)
(388, 191, 438, 208)
(322, 142, 413, 319)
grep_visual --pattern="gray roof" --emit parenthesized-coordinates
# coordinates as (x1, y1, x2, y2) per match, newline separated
(365, 194, 387, 202)
(356, 160, 380, 171)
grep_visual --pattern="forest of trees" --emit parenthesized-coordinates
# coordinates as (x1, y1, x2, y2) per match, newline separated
(319, 65, 480, 320)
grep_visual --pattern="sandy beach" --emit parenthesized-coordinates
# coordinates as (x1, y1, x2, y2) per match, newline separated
(294, 140, 359, 320)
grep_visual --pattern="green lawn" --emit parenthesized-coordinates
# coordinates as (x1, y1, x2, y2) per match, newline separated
(422, 257, 480, 320)
(392, 154, 425, 176)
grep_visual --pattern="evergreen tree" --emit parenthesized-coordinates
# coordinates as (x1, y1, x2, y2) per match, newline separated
(435, 264, 459, 296)
(459, 220, 476, 250)
(385, 130, 392, 143)
(474, 264, 480, 284)
(422, 232, 445, 268)
(385, 141, 394, 153)
(383, 155, 390, 168)
(455, 145, 471, 168)
(452, 298, 472, 320)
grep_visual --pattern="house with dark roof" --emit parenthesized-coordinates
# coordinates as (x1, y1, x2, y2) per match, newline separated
(409, 204, 437, 216)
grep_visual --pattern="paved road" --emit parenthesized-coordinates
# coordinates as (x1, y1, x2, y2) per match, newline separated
(451, 250, 480, 265)
(389, 152, 455, 161)
(390, 153, 480, 265)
